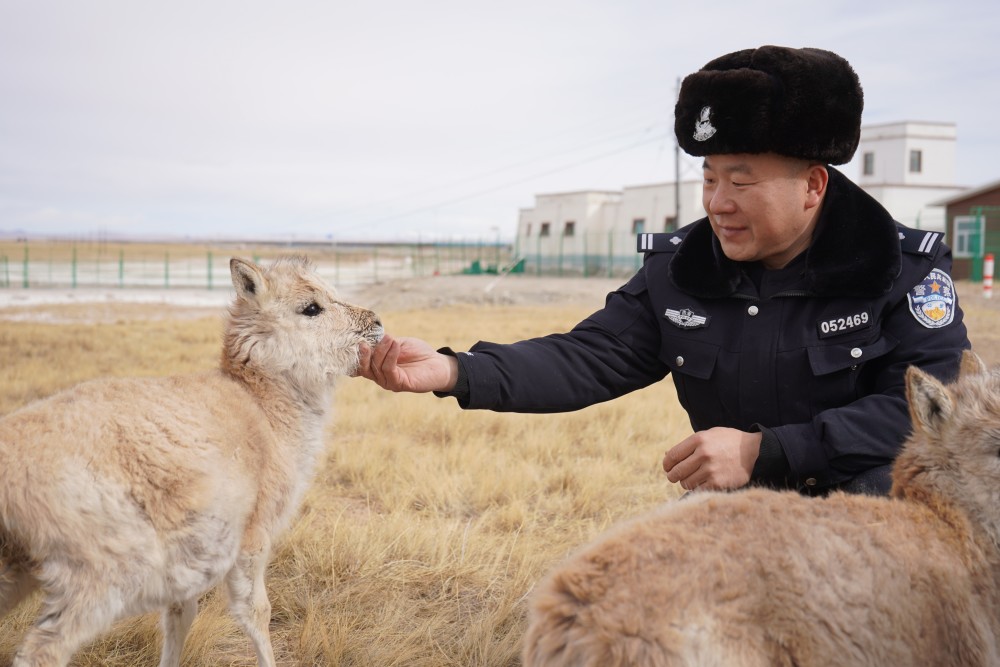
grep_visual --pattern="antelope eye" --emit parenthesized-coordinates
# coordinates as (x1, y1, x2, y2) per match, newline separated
(301, 302, 323, 317)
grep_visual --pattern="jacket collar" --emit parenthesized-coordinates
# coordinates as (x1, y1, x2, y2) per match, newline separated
(668, 167, 902, 298)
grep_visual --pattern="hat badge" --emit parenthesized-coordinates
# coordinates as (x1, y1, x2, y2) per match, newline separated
(693, 106, 717, 142)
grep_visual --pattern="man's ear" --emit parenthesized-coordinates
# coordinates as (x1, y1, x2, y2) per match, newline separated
(804, 164, 828, 210)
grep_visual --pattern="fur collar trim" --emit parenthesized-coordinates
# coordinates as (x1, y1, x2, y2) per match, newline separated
(668, 167, 901, 298)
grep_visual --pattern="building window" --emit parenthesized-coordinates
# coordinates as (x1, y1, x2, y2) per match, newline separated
(863, 152, 875, 176)
(540, 222, 551, 237)
(909, 150, 922, 173)
(632, 218, 645, 234)
(563, 221, 576, 237)
(525, 223, 532, 237)
(664, 216, 677, 232)
(953, 215, 983, 258)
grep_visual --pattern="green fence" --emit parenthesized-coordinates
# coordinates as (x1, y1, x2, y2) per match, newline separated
(514, 230, 646, 279)
(0, 240, 515, 290)
(957, 206, 1000, 282)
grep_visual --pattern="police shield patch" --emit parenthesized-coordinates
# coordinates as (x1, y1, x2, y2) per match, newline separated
(907, 268, 956, 329)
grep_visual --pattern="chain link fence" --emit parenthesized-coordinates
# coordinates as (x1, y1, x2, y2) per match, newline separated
(1, 231, 656, 290)
(956, 206, 1000, 282)
(514, 230, 646, 278)
(0, 240, 520, 290)
(955, 206, 1000, 282)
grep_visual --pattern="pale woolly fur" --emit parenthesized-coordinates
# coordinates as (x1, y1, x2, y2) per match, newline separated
(0, 256, 382, 667)
(524, 351, 1000, 667)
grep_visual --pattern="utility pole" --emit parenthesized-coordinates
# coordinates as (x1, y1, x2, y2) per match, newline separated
(674, 76, 681, 231)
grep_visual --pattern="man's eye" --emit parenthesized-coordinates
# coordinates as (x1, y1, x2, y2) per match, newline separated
(301, 303, 323, 317)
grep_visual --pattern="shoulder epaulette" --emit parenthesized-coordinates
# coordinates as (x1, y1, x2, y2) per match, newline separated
(898, 227, 943, 257)
(636, 231, 687, 253)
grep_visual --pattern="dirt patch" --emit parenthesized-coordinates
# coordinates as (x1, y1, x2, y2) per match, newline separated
(0, 288, 231, 324)
(0, 275, 625, 324)
(342, 274, 624, 313)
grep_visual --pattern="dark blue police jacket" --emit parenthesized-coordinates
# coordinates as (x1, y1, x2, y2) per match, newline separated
(446, 167, 970, 495)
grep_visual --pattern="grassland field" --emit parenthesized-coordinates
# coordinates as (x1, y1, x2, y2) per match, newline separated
(1, 270, 998, 666)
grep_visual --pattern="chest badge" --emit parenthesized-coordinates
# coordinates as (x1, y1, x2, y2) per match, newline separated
(907, 268, 956, 329)
(665, 307, 710, 329)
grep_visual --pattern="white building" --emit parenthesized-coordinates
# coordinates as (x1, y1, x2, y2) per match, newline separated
(514, 121, 966, 276)
(848, 121, 965, 230)
(515, 180, 703, 276)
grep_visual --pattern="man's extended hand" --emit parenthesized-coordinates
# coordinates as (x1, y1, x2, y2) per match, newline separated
(662, 427, 762, 491)
(355, 333, 459, 394)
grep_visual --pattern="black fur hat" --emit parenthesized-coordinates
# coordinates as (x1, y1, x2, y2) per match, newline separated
(674, 46, 863, 165)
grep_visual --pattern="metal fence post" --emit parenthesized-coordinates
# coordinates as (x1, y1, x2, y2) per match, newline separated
(22, 245, 28, 288)
(207, 251, 213, 290)
(634, 239, 642, 273)
(119, 249, 124, 288)
(971, 206, 985, 282)
(607, 231, 613, 278)
(164, 252, 170, 289)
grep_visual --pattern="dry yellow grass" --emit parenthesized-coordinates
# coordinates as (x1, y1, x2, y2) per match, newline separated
(2, 279, 998, 666)
(0, 300, 685, 666)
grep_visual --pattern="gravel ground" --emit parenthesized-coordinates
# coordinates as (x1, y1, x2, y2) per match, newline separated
(0, 274, 627, 323)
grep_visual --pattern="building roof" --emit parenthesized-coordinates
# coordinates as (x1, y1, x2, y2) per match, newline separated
(860, 120, 956, 130)
(929, 178, 1000, 207)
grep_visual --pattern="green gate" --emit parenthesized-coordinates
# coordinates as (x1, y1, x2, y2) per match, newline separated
(955, 206, 1000, 282)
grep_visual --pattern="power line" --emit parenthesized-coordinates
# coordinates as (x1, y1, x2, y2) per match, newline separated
(331, 119, 670, 220)
(335, 129, 672, 231)
(323, 93, 675, 220)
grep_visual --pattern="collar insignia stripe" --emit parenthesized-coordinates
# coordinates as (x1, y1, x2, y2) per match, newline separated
(918, 232, 940, 254)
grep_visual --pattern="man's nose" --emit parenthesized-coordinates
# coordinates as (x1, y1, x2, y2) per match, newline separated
(706, 185, 736, 215)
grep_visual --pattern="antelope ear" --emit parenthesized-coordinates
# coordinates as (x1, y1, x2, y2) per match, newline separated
(960, 350, 987, 379)
(230, 258, 265, 301)
(906, 365, 953, 437)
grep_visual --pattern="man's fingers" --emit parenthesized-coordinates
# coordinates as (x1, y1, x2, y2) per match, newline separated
(369, 333, 394, 367)
(665, 455, 700, 484)
(368, 336, 404, 389)
(662, 433, 699, 473)
(362, 336, 387, 384)
(680, 473, 703, 491)
(354, 342, 372, 377)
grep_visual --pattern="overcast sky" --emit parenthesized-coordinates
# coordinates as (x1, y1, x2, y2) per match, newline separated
(1, 0, 998, 242)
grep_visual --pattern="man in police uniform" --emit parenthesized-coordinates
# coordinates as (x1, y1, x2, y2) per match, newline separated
(357, 46, 970, 496)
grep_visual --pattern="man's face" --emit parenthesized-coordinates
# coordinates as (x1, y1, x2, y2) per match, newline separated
(701, 153, 822, 270)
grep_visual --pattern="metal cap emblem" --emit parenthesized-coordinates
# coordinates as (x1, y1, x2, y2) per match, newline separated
(693, 106, 717, 142)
